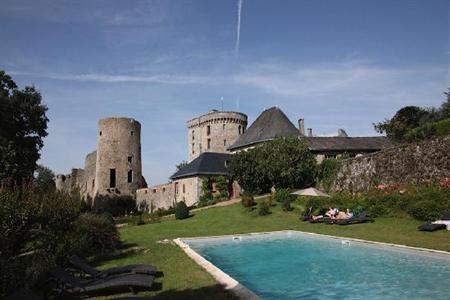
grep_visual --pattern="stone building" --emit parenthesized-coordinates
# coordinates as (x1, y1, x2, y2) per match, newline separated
(136, 106, 392, 212)
(56, 117, 147, 201)
(228, 106, 393, 162)
(137, 110, 247, 211)
(186, 110, 248, 162)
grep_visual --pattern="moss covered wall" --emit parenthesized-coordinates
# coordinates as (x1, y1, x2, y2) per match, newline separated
(333, 136, 450, 192)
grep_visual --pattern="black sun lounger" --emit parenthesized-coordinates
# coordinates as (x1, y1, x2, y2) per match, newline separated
(335, 212, 374, 225)
(49, 267, 154, 296)
(69, 255, 158, 278)
(418, 211, 450, 232)
(418, 223, 446, 232)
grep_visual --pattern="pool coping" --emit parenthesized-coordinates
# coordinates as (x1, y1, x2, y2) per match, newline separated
(174, 230, 450, 299)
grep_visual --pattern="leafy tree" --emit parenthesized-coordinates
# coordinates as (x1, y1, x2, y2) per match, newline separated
(374, 106, 429, 142)
(214, 176, 229, 201)
(0, 70, 49, 183)
(198, 177, 213, 205)
(229, 137, 316, 194)
(439, 89, 450, 119)
(34, 165, 56, 193)
(175, 160, 188, 171)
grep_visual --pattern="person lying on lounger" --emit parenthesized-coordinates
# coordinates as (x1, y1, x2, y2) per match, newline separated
(311, 207, 337, 220)
(335, 209, 353, 220)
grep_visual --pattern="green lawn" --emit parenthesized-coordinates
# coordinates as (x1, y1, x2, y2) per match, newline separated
(93, 200, 450, 299)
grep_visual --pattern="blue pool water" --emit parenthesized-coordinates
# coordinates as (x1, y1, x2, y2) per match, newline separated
(184, 232, 450, 300)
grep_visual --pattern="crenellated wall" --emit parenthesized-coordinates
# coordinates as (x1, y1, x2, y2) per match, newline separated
(332, 136, 450, 192)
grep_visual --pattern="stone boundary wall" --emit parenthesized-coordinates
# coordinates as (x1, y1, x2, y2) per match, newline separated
(332, 136, 450, 192)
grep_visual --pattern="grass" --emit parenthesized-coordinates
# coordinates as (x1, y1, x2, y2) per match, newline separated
(92, 198, 450, 299)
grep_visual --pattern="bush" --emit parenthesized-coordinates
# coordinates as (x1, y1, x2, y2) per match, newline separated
(93, 195, 136, 217)
(175, 201, 189, 220)
(0, 185, 120, 298)
(316, 158, 342, 192)
(241, 192, 255, 208)
(258, 201, 271, 216)
(73, 213, 119, 256)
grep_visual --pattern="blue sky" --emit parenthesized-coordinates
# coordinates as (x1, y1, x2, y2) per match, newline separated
(1, 0, 449, 185)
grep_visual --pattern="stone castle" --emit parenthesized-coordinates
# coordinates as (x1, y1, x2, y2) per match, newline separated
(57, 107, 391, 211)
(56, 117, 146, 201)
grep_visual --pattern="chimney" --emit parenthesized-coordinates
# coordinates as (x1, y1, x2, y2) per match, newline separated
(307, 128, 313, 137)
(298, 118, 305, 135)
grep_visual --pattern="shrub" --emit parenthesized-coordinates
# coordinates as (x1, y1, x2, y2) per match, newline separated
(93, 195, 136, 217)
(241, 192, 255, 208)
(214, 176, 229, 201)
(316, 158, 342, 192)
(73, 213, 119, 256)
(258, 201, 271, 216)
(175, 201, 189, 220)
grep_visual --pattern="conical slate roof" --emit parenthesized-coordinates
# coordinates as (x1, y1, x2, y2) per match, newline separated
(170, 152, 231, 180)
(228, 106, 300, 151)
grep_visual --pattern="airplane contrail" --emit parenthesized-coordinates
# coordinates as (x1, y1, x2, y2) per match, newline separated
(235, 0, 243, 63)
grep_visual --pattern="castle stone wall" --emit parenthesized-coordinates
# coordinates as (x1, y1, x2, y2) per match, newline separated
(333, 136, 450, 192)
(187, 110, 247, 162)
(173, 176, 202, 207)
(95, 117, 144, 196)
(136, 183, 175, 212)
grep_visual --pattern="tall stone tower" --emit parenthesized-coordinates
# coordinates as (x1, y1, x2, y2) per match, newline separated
(94, 117, 143, 196)
(186, 110, 248, 162)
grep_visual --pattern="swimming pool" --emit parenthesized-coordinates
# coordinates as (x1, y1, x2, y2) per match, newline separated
(179, 231, 450, 300)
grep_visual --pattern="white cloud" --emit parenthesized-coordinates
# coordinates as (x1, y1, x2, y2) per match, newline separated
(10, 71, 221, 85)
(235, 59, 448, 106)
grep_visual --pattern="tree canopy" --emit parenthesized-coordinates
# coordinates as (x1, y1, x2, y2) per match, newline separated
(229, 137, 316, 194)
(374, 89, 450, 142)
(34, 165, 56, 193)
(0, 70, 49, 183)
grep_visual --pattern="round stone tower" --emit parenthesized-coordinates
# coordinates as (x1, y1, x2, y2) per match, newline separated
(186, 110, 248, 162)
(94, 117, 143, 196)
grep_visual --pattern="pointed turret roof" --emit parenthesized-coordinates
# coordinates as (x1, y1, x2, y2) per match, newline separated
(228, 106, 301, 151)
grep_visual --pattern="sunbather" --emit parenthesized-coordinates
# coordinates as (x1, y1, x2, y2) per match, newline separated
(335, 209, 353, 220)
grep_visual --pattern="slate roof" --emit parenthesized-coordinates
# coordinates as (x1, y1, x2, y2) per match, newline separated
(228, 106, 301, 151)
(170, 152, 231, 180)
(303, 136, 393, 152)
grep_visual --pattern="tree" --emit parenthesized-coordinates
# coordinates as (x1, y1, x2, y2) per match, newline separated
(34, 165, 56, 193)
(374, 106, 429, 142)
(439, 89, 450, 120)
(229, 137, 316, 194)
(214, 176, 229, 201)
(0, 70, 49, 183)
(175, 160, 188, 171)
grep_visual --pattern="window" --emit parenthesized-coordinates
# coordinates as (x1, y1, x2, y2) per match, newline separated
(175, 182, 179, 195)
(192, 130, 195, 140)
(99, 131, 102, 136)
(223, 124, 225, 130)
(325, 154, 337, 159)
(127, 170, 133, 183)
(153, 189, 156, 193)
(223, 139, 226, 146)
(131, 131, 134, 136)
(183, 184, 186, 193)
(162, 187, 166, 193)
(238, 126, 241, 135)
(109, 169, 116, 188)
(192, 143, 195, 154)
(207, 125, 211, 135)
(92, 179, 95, 188)
(145, 190, 148, 194)
(127, 156, 132, 163)
(207, 138, 211, 149)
